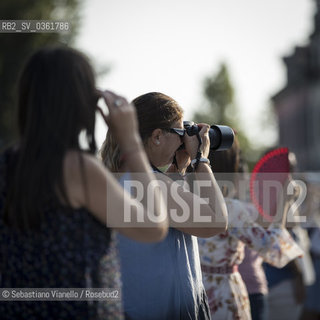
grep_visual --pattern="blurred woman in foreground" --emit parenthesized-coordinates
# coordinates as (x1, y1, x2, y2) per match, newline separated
(0, 47, 167, 319)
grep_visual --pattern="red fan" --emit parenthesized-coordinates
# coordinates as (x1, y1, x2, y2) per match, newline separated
(250, 147, 290, 222)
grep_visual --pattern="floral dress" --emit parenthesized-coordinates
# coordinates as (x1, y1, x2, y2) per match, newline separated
(198, 198, 303, 320)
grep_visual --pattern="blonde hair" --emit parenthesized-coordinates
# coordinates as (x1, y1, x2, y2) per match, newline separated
(100, 131, 121, 172)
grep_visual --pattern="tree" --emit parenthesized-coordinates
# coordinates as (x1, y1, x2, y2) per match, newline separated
(0, 0, 81, 148)
(193, 62, 251, 154)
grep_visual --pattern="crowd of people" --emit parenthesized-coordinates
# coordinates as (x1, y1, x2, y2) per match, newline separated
(0, 45, 319, 320)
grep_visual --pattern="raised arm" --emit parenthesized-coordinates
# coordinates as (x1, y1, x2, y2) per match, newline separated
(156, 124, 228, 238)
(226, 198, 303, 267)
(63, 90, 168, 243)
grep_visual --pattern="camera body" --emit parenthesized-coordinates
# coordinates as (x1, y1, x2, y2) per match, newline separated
(183, 121, 234, 151)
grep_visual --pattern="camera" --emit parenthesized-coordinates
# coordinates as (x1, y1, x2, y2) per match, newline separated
(183, 121, 234, 151)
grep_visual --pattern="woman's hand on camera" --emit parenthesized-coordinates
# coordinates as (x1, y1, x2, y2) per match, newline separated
(97, 90, 142, 151)
(183, 123, 210, 160)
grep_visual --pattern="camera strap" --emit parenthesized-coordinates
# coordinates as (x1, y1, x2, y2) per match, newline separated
(193, 132, 203, 171)
(150, 162, 186, 182)
(150, 164, 165, 174)
(172, 154, 178, 169)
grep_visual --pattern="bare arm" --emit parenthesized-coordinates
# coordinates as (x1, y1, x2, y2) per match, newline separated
(63, 90, 168, 243)
(155, 164, 227, 238)
(156, 124, 228, 238)
(63, 151, 168, 243)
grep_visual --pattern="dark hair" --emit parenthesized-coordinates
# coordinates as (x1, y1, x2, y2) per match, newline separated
(209, 135, 241, 198)
(209, 135, 240, 174)
(100, 92, 183, 171)
(4, 46, 98, 230)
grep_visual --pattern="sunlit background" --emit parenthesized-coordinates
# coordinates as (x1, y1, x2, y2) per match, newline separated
(0, 0, 318, 168)
(75, 0, 315, 150)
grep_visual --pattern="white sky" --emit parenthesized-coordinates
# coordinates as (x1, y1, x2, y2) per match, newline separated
(76, 0, 315, 150)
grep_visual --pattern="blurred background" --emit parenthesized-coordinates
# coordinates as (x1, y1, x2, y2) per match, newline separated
(0, 0, 319, 170)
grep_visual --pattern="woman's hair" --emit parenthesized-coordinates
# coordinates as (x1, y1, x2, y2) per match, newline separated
(209, 135, 240, 174)
(208, 135, 242, 198)
(100, 130, 121, 172)
(4, 46, 98, 230)
(132, 92, 183, 141)
(100, 92, 183, 171)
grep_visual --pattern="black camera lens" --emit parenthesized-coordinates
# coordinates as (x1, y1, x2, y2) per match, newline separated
(183, 121, 234, 151)
(209, 125, 234, 151)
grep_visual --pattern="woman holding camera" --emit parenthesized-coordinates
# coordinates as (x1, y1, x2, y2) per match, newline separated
(0, 47, 168, 319)
(101, 91, 228, 320)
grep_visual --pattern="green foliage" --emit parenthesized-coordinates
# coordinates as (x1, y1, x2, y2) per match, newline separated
(193, 62, 251, 156)
(0, 0, 81, 147)
(203, 63, 234, 124)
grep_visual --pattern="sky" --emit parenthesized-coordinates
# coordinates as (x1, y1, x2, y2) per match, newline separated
(75, 0, 316, 150)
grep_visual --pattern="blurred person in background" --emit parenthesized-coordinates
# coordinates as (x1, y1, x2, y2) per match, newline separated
(299, 181, 320, 320)
(263, 151, 313, 320)
(239, 151, 313, 320)
(198, 137, 303, 320)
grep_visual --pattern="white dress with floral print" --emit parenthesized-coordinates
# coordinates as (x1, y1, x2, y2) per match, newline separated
(198, 198, 303, 320)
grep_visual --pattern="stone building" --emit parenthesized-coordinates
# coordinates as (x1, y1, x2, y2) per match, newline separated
(272, 0, 320, 171)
